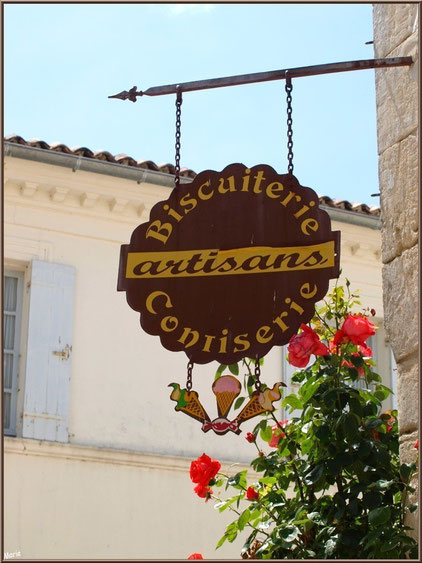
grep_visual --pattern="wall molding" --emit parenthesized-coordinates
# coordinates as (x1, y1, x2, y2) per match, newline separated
(4, 437, 255, 477)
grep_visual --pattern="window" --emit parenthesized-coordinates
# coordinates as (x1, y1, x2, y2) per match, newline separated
(4, 261, 76, 442)
(3, 271, 24, 436)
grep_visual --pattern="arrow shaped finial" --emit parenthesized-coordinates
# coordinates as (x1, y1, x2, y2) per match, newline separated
(108, 86, 142, 102)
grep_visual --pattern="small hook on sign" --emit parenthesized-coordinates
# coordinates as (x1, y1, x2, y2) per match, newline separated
(285, 69, 292, 89)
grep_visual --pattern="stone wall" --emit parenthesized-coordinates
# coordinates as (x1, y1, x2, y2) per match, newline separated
(373, 3, 419, 537)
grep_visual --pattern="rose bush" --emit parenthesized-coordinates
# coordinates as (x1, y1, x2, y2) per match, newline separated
(191, 282, 418, 559)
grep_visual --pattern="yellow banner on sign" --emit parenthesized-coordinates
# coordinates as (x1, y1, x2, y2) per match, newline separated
(126, 241, 335, 279)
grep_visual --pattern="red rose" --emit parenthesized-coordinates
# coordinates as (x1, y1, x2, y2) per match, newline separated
(329, 329, 347, 352)
(245, 432, 256, 443)
(246, 486, 259, 501)
(269, 420, 289, 447)
(194, 482, 212, 499)
(190, 453, 221, 486)
(341, 314, 375, 346)
(287, 324, 329, 368)
(415, 440, 418, 450)
(188, 553, 204, 560)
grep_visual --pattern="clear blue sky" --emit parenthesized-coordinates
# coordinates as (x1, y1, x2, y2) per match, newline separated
(4, 3, 380, 205)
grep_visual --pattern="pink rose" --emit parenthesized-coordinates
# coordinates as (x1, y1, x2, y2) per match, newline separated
(288, 324, 329, 368)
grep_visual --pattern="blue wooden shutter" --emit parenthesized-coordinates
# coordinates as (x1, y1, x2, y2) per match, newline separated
(22, 260, 75, 442)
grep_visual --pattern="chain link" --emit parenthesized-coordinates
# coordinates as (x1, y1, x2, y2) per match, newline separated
(174, 86, 183, 189)
(254, 358, 262, 392)
(285, 71, 294, 175)
(186, 359, 194, 391)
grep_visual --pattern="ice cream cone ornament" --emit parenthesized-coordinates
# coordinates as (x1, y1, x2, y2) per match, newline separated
(169, 359, 286, 436)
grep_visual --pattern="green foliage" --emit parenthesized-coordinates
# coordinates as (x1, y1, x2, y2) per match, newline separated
(211, 282, 418, 559)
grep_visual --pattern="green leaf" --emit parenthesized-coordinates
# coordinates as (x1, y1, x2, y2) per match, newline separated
(233, 396, 245, 410)
(362, 491, 383, 509)
(364, 417, 383, 430)
(351, 354, 364, 368)
(299, 376, 321, 403)
(336, 451, 353, 467)
(301, 438, 314, 455)
(260, 476, 277, 486)
(238, 508, 251, 531)
(225, 521, 238, 542)
(324, 538, 337, 557)
(315, 424, 330, 442)
(260, 425, 273, 443)
(343, 413, 360, 440)
(304, 464, 324, 485)
(380, 538, 400, 552)
(326, 457, 342, 476)
(282, 394, 303, 411)
(348, 397, 363, 416)
(280, 526, 300, 543)
(216, 534, 227, 549)
(400, 463, 413, 482)
(368, 506, 391, 526)
(347, 497, 359, 516)
(215, 364, 227, 380)
(375, 478, 394, 490)
(228, 363, 239, 375)
(363, 401, 378, 416)
(374, 387, 390, 401)
(357, 439, 373, 459)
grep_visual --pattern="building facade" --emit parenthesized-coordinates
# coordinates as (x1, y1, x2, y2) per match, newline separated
(4, 136, 393, 558)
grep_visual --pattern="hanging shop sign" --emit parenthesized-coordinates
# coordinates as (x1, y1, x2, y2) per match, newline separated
(117, 163, 340, 365)
(115, 71, 345, 435)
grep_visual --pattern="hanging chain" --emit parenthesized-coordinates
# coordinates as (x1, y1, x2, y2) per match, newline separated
(174, 86, 183, 189)
(285, 71, 294, 175)
(254, 358, 262, 392)
(186, 359, 194, 392)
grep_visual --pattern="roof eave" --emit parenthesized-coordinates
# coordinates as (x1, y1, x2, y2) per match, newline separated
(4, 141, 380, 229)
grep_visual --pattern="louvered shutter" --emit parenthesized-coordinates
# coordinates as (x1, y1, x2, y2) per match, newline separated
(22, 260, 75, 442)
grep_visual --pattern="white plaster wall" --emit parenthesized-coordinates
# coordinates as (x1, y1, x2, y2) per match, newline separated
(4, 438, 257, 559)
(4, 154, 384, 559)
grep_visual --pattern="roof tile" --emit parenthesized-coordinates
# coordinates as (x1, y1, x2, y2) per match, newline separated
(3, 135, 380, 217)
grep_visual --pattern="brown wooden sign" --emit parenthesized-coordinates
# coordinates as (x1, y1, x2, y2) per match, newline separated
(118, 163, 340, 364)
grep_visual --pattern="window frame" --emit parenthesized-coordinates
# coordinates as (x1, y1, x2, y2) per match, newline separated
(3, 269, 24, 436)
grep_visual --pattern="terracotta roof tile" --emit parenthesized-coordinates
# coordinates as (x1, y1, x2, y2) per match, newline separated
(4, 135, 380, 217)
